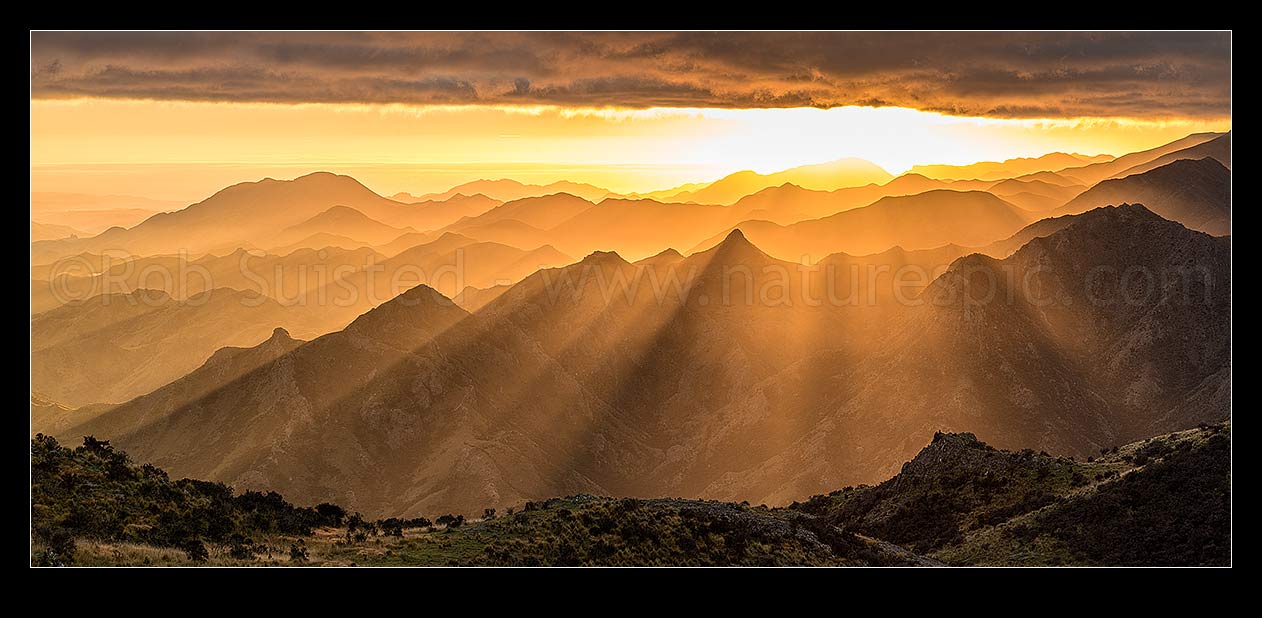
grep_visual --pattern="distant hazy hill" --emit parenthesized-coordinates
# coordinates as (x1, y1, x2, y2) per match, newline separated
(1054, 132, 1224, 185)
(450, 218, 556, 251)
(693, 189, 1033, 259)
(910, 152, 1112, 181)
(312, 233, 574, 319)
(272, 206, 416, 248)
(726, 173, 993, 225)
(31, 192, 181, 233)
(1056, 158, 1231, 235)
(544, 198, 747, 260)
(445, 193, 596, 231)
(658, 158, 893, 205)
(1115, 132, 1231, 178)
(31, 221, 85, 242)
(408, 179, 612, 203)
(29, 174, 500, 262)
(30, 246, 387, 318)
(30, 289, 321, 407)
(31, 191, 182, 214)
(985, 178, 1084, 211)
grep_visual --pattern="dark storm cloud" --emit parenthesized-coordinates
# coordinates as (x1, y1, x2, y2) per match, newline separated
(29, 31, 1231, 118)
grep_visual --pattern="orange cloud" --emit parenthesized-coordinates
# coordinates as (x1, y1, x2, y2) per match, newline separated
(30, 32, 1230, 119)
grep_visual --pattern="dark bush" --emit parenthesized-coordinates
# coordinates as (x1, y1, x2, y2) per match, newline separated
(182, 539, 209, 562)
(31, 434, 348, 564)
(315, 503, 347, 527)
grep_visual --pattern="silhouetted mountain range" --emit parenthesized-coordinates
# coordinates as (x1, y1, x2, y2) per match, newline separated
(39, 205, 1229, 517)
(406, 179, 612, 204)
(910, 152, 1113, 181)
(655, 158, 894, 205)
(1055, 132, 1224, 185)
(1114, 132, 1231, 178)
(693, 190, 1033, 259)
(29, 174, 501, 261)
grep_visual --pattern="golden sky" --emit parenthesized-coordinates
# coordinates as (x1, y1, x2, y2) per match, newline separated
(30, 32, 1231, 202)
(30, 99, 1230, 201)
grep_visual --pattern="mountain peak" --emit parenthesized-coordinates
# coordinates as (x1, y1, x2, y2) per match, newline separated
(898, 432, 999, 478)
(694, 227, 774, 263)
(580, 249, 629, 266)
(633, 247, 685, 267)
(435, 231, 475, 243)
(343, 284, 466, 345)
(293, 171, 348, 182)
(269, 327, 294, 342)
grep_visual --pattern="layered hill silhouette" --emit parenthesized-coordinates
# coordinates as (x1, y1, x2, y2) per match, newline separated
(30, 246, 386, 319)
(693, 190, 1033, 260)
(1114, 132, 1231, 178)
(271, 206, 417, 248)
(1054, 132, 1224, 185)
(656, 158, 894, 205)
(29, 174, 501, 261)
(30, 288, 323, 407)
(1057, 158, 1231, 235)
(304, 233, 574, 325)
(40, 205, 1229, 517)
(724, 174, 993, 225)
(445, 192, 595, 232)
(31, 221, 85, 242)
(910, 152, 1113, 181)
(407, 179, 611, 204)
(31, 192, 179, 234)
(985, 178, 1084, 211)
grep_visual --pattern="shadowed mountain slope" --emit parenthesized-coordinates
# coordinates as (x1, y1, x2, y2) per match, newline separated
(1056, 158, 1231, 235)
(1054, 132, 1224, 185)
(1115, 132, 1231, 178)
(794, 423, 1229, 566)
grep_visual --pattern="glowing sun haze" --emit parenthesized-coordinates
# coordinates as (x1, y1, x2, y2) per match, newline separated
(29, 31, 1231, 201)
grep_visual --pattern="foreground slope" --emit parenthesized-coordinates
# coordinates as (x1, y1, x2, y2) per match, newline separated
(795, 423, 1230, 566)
(34, 423, 1227, 566)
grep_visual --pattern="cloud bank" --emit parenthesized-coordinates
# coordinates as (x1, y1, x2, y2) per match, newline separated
(30, 31, 1231, 118)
